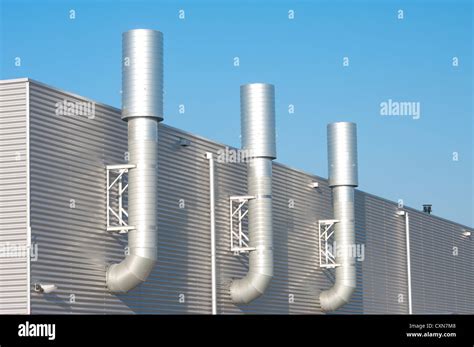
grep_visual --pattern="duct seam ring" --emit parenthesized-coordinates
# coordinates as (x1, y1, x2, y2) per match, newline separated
(254, 194, 272, 199)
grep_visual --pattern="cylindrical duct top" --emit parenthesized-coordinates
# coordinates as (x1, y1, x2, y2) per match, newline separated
(122, 29, 163, 121)
(241, 83, 276, 159)
(327, 122, 358, 187)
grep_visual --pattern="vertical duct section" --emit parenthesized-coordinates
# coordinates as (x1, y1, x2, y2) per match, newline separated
(320, 122, 358, 311)
(230, 83, 276, 304)
(106, 29, 163, 293)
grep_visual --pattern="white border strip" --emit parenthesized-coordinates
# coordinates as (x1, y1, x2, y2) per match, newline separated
(26, 80, 31, 315)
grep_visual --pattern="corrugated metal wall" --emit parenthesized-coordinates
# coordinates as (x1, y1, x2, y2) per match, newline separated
(1, 79, 472, 314)
(215, 162, 332, 314)
(28, 80, 129, 314)
(352, 193, 409, 314)
(0, 79, 29, 314)
(409, 212, 474, 314)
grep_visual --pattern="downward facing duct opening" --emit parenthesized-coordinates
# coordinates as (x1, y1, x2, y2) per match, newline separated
(319, 122, 358, 312)
(106, 29, 163, 293)
(230, 83, 276, 305)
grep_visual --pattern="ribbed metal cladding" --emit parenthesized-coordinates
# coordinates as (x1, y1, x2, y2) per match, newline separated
(106, 29, 162, 292)
(0, 79, 29, 314)
(230, 83, 276, 304)
(1, 79, 472, 315)
(217, 162, 329, 313)
(121, 29, 163, 120)
(409, 212, 474, 314)
(337, 192, 409, 314)
(26, 80, 129, 313)
(320, 122, 358, 312)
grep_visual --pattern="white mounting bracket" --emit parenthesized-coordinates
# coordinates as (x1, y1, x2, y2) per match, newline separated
(318, 219, 340, 268)
(106, 164, 136, 234)
(229, 195, 256, 254)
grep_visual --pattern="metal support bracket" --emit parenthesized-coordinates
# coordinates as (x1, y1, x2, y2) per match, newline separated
(318, 219, 340, 268)
(106, 164, 136, 234)
(229, 195, 256, 254)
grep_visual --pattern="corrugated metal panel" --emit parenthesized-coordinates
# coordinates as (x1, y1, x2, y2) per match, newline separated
(22, 80, 474, 314)
(28, 80, 130, 314)
(352, 194, 408, 314)
(0, 79, 29, 314)
(216, 163, 333, 314)
(28, 80, 218, 314)
(409, 212, 474, 314)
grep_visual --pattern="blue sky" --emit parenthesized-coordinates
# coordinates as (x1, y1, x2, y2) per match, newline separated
(1, 0, 472, 226)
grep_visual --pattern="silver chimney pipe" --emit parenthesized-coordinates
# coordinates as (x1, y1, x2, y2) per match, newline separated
(107, 29, 163, 292)
(319, 122, 358, 311)
(230, 83, 276, 304)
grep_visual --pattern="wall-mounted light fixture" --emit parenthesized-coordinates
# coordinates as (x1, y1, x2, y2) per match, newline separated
(33, 283, 58, 294)
(178, 138, 191, 147)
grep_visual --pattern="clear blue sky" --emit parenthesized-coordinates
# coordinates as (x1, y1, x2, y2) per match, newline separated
(1, 0, 472, 226)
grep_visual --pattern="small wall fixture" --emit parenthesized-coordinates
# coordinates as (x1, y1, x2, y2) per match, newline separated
(178, 138, 191, 147)
(34, 283, 58, 294)
(310, 182, 319, 188)
(462, 230, 471, 237)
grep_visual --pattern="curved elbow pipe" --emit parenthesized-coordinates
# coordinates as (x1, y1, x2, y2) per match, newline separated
(320, 122, 358, 312)
(319, 186, 356, 311)
(107, 254, 156, 293)
(230, 264, 273, 305)
(230, 83, 276, 305)
(230, 158, 274, 304)
(106, 29, 163, 293)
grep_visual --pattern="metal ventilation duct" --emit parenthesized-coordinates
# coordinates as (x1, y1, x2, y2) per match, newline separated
(230, 83, 276, 304)
(320, 122, 358, 311)
(106, 29, 163, 292)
